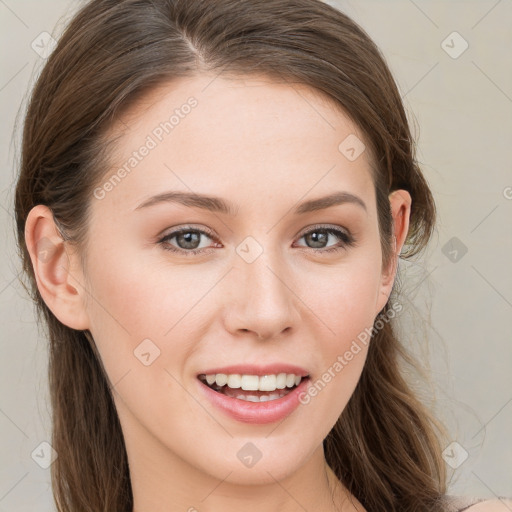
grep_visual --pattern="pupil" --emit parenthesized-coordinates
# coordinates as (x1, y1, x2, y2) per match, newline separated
(307, 231, 327, 248)
(179, 231, 200, 249)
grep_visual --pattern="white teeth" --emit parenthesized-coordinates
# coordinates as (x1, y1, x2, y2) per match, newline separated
(241, 375, 259, 390)
(227, 374, 242, 388)
(276, 373, 287, 389)
(215, 374, 228, 387)
(259, 374, 276, 391)
(286, 374, 296, 388)
(201, 372, 305, 392)
(234, 391, 289, 402)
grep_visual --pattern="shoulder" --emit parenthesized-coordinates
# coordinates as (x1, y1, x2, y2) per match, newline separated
(464, 499, 512, 511)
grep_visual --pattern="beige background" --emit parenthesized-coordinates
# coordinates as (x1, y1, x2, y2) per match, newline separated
(1, 0, 511, 509)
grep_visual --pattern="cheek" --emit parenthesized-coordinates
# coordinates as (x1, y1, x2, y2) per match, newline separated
(303, 254, 383, 344)
(84, 242, 213, 338)
(296, 256, 382, 419)
(81, 243, 224, 401)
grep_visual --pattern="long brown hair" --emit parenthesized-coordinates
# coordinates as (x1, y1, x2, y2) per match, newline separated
(15, 0, 447, 510)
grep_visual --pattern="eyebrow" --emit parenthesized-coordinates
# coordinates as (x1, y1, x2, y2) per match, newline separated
(134, 190, 367, 215)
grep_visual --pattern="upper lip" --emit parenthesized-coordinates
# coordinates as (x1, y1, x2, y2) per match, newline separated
(197, 363, 309, 378)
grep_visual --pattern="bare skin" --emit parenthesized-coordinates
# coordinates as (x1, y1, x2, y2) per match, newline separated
(25, 73, 413, 511)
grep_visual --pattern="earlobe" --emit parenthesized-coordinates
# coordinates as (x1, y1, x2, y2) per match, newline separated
(376, 189, 412, 312)
(25, 205, 90, 330)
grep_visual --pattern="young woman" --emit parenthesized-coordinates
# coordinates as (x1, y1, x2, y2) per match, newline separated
(14, 0, 510, 510)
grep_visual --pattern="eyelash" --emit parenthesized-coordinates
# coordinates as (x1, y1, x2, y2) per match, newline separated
(158, 224, 356, 257)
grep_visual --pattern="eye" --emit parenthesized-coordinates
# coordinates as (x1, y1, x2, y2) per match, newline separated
(294, 225, 356, 254)
(158, 226, 220, 256)
(157, 224, 356, 256)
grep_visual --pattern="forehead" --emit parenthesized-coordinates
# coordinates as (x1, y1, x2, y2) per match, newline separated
(96, 73, 375, 216)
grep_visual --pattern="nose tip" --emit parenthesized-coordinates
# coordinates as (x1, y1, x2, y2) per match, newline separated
(223, 258, 299, 341)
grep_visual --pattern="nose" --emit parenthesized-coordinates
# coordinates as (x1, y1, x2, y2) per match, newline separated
(222, 250, 301, 341)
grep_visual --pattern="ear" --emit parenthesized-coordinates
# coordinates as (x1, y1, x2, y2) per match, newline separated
(24, 205, 90, 330)
(375, 189, 412, 313)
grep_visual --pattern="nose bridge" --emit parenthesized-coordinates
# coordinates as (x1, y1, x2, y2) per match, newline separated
(225, 240, 299, 339)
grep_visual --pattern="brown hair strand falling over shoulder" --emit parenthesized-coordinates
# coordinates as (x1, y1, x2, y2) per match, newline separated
(15, 0, 446, 510)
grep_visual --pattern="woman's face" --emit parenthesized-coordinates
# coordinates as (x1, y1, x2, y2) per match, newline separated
(72, 74, 404, 485)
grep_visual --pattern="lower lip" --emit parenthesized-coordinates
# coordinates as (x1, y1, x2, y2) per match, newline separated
(197, 377, 310, 424)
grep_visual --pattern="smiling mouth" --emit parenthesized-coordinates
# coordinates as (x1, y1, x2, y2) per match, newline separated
(198, 374, 309, 402)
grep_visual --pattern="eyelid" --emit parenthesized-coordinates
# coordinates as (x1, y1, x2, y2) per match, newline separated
(158, 224, 218, 241)
(295, 223, 350, 239)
